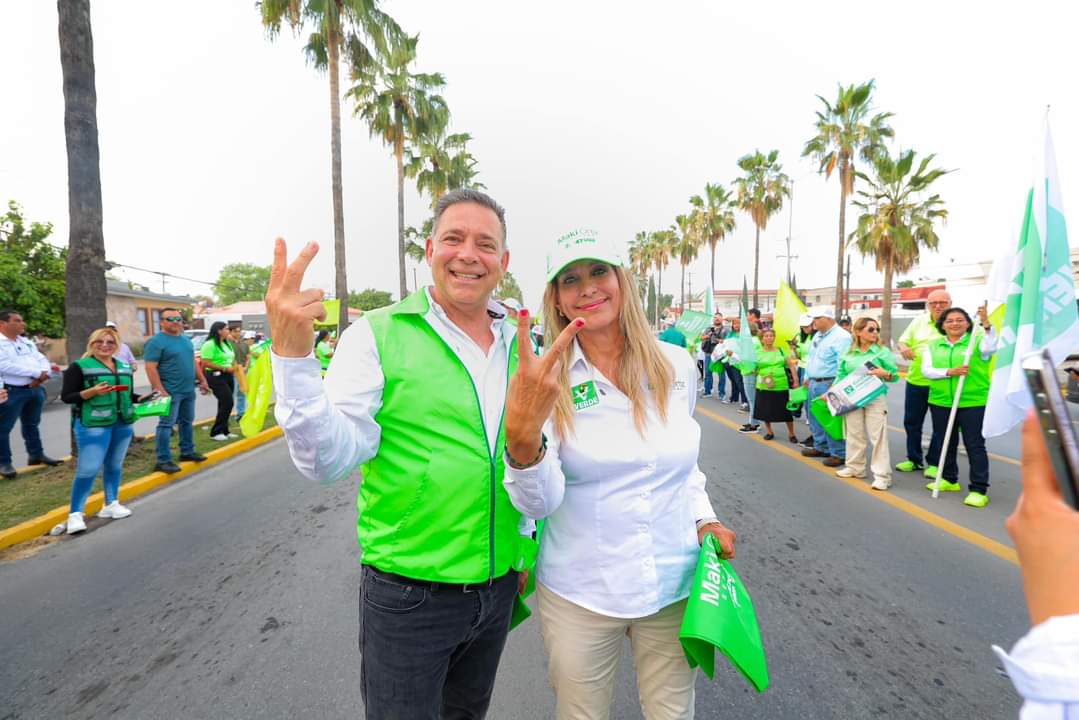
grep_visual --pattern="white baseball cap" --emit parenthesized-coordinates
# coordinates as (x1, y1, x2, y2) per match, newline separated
(545, 229, 623, 283)
(810, 306, 836, 320)
(798, 313, 814, 326)
(105, 321, 118, 329)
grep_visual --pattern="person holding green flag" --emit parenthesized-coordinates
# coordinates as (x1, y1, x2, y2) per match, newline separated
(267, 189, 539, 719)
(834, 317, 899, 491)
(502, 229, 737, 720)
(921, 305, 997, 507)
(314, 329, 334, 377)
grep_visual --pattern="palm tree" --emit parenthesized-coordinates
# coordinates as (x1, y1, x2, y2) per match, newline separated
(350, 34, 449, 299)
(649, 230, 676, 327)
(850, 149, 951, 344)
(689, 182, 737, 289)
(673, 214, 703, 313)
(261, 0, 401, 329)
(734, 150, 790, 308)
(58, 0, 107, 357)
(406, 131, 482, 209)
(802, 80, 894, 313)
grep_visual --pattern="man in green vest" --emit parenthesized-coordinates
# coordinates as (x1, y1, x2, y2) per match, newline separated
(895, 288, 950, 476)
(266, 189, 541, 719)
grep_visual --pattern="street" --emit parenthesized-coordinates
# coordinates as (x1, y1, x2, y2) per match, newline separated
(0, 385, 1027, 719)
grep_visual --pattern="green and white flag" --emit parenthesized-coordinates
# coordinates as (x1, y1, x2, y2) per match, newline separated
(984, 115, 1079, 438)
(704, 284, 715, 317)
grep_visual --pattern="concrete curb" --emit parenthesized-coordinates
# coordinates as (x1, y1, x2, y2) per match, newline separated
(13, 416, 219, 476)
(0, 425, 283, 551)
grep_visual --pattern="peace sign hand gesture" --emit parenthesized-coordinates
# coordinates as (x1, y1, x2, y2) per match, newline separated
(265, 239, 327, 358)
(504, 310, 585, 464)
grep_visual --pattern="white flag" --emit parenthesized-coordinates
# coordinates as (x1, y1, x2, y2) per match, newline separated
(984, 114, 1079, 437)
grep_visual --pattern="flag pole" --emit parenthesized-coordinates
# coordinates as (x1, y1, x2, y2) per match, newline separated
(931, 318, 983, 499)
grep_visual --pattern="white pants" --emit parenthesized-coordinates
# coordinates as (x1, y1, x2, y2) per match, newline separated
(843, 395, 891, 483)
(536, 582, 696, 720)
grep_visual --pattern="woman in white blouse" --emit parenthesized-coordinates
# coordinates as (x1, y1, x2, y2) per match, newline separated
(503, 229, 737, 720)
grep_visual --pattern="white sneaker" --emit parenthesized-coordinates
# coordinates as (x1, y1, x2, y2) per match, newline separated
(871, 478, 892, 491)
(98, 501, 132, 519)
(835, 467, 865, 479)
(227, 433, 239, 439)
(211, 434, 230, 441)
(66, 512, 86, 534)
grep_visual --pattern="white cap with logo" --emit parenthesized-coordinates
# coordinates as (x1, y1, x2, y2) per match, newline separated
(810, 306, 836, 320)
(545, 229, 624, 283)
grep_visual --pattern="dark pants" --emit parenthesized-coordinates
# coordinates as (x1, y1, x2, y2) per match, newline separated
(703, 363, 725, 397)
(724, 364, 746, 403)
(155, 389, 196, 463)
(206, 372, 234, 437)
(359, 566, 518, 720)
(0, 385, 46, 465)
(929, 404, 990, 494)
(903, 382, 943, 466)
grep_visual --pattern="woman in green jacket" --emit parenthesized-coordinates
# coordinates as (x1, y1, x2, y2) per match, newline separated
(834, 317, 899, 490)
(751, 328, 800, 442)
(922, 305, 997, 507)
(199, 321, 237, 441)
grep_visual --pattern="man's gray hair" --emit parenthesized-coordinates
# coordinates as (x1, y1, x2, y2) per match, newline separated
(432, 189, 508, 247)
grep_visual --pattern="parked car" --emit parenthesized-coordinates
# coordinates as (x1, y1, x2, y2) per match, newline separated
(183, 329, 209, 353)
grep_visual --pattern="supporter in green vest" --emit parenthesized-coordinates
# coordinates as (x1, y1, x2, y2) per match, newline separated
(895, 288, 950, 474)
(60, 327, 146, 535)
(314, 328, 335, 376)
(921, 305, 997, 508)
(834, 317, 899, 491)
(266, 189, 533, 719)
(199, 321, 238, 441)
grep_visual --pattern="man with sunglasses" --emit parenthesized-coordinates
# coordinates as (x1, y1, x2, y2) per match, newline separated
(0, 309, 62, 478)
(144, 309, 209, 474)
(895, 289, 950, 476)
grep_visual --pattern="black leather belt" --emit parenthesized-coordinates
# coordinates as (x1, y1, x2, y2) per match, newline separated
(3, 384, 33, 390)
(366, 566, 511, 592)
(808, 377, 835, 383)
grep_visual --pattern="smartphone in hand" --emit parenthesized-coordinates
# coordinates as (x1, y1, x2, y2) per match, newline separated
(110, 384, 130, 392)
(1023, 349, 1079, 509)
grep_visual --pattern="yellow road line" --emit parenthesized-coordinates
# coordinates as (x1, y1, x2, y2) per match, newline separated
(884, 424, 1020, 467)
(696, 407, 1019, 566)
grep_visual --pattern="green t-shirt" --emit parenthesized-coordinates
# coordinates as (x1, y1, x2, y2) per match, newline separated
(837, 344, 899, 385)
(755, 348, 791, 391)
(316, 341, 334, 371)
(199, 339, 235, 369)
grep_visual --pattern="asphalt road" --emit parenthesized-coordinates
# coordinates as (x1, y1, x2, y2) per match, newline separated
(6, 369, 221, 469)
(0, 390, 1028, 719)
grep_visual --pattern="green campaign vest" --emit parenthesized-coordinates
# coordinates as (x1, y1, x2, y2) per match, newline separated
(360, 291, 525, 584)
(927, 334, 991, 408)
(74, 356, 134, 427)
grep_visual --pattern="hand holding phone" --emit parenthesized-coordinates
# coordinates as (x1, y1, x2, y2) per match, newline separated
(110, 384, 130, 393)
(1022, 349, 1079, 509)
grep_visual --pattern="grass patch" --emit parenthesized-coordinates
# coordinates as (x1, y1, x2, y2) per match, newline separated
(0, 413, 278, 531)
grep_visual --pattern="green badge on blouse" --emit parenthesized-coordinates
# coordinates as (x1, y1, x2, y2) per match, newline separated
(572, 381, 599, 411)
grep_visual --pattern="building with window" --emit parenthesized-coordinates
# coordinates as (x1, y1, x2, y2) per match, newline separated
(105, 280, 195, 350)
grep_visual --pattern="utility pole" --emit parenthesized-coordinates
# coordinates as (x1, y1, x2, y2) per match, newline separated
(687, 271, 693, 312)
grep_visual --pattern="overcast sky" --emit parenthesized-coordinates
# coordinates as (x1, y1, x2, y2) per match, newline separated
(3, 1, 1076, 309)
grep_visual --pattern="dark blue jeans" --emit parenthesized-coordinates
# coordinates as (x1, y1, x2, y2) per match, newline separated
(903, 382, 942, 466)
(929, 404, 990, 493)
(155, 389, 196, 463)
(0, 385, 46, 465)
(724, 364, 746, 403)
(359, 566, 518, 720)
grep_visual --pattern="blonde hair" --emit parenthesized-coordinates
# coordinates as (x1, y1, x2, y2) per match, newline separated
(543, 265, 674, 439)
(83, 327, 121, 359)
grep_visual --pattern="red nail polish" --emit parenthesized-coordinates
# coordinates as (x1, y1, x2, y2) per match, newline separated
(575, 319, 584, 328)
(520, 309, 528, 319)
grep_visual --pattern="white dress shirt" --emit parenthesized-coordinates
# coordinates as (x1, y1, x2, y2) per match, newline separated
(994, 614, 1079, 718)
(0, 335, 51, 386)
(503, 339, 717, 619)
(272, 288, 516, 485)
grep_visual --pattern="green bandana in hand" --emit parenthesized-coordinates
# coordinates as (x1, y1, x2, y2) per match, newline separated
(680, 534, 770, 692)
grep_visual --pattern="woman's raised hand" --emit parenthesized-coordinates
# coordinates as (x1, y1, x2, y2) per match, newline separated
(265, 239, 327, 358)
(504, 310, 585, 461)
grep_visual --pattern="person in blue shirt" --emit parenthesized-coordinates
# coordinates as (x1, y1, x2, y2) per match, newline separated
(801, 307, 851, 466)
(143, 309, 210, 474)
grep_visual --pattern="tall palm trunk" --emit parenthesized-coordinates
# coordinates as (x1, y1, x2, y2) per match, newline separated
(657, 268, 663, 328)
(709, 242, 716, 289)
(834, 162, 849, 313)
(395, 131, 408, 299)
(881, 255, 895, 346)
(752, 224, 760, 309)
(58, 0, 106, 362)
(327, 15, 349, 330)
